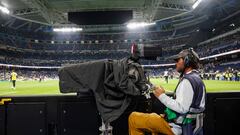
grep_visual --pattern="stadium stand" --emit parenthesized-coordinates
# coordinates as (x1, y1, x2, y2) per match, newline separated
(0, 0, 239, 135)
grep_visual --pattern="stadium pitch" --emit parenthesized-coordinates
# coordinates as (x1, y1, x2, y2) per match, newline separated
(0, 79, 240, 96)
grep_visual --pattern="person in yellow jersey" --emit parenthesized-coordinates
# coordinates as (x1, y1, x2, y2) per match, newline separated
(11, 70, 17, 89)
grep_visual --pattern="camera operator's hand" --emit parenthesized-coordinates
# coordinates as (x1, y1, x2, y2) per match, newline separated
(153, 86, 165, 98)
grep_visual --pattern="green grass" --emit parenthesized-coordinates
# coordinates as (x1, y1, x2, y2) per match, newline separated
(0, 79, 240, 96)
(0, 80, 61, 96)
(150, 78, 240, 92)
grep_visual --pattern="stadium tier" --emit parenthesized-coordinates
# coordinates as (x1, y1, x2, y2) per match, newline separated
(0, 0, 240, 135)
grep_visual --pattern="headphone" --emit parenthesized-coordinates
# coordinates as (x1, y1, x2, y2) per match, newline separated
(184, 48, 195, 67)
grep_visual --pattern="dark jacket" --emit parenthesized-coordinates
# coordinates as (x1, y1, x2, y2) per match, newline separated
(58, 58, 148, 123)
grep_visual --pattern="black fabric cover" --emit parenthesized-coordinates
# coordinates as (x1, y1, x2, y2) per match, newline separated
(59, 58, 147, 123)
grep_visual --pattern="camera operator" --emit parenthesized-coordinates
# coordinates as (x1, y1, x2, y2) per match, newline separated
(128, 48, 206, 135)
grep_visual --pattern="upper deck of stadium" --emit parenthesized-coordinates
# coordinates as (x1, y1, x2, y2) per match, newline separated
(0, 1, 240, 135)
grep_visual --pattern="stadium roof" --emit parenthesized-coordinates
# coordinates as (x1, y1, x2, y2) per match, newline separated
(0, 0, 240, 32)
(0, 0, 196, 25)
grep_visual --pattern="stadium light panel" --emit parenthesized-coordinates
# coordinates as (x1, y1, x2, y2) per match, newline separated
(127, 22, 156, 29)
(192, 0, 202, 9)
(0, 5, 10, 14)
(53, 27, 83, 32)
